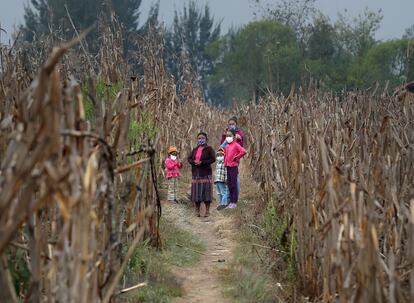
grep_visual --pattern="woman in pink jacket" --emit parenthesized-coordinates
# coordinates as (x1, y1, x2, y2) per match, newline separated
(165, 146, 183, 203)
(224, 129, 247, 209)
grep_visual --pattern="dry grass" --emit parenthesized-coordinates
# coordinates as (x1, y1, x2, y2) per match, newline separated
(3, 13, 411, 303)
(239, 89, 414, 302)
(0, 27, 163, 302)
(0, 19, 225, 302)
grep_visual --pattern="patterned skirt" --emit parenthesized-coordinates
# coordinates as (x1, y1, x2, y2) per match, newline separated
(167, 178, 178, 201)
(191, 175, 212, 203)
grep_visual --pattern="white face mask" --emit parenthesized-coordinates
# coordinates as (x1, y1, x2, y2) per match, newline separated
(216, 155, 224, 162)
(226, 136, 234, 143)
(170, 155, 177, 161)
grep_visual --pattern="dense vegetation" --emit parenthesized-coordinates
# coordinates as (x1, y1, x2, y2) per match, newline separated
(18, 0, 414, 105)
(1, 1, 414, 302)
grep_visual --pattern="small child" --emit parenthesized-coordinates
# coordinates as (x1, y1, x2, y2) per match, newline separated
(224, 129, 247, 209)
(165, 146, 182, 203)
(214, 148, 229, 210)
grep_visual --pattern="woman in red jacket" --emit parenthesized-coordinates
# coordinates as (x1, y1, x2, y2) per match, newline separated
(224, 129, 247, 209)
(220, 116, 245, 147)
(187, 132, 216, 217)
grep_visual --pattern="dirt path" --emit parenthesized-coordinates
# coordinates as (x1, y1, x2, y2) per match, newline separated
(163, 201, 236, 303)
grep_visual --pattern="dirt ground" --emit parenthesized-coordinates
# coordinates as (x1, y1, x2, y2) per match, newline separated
(161, 200, 234, 303)
(162, 165, 254, 303)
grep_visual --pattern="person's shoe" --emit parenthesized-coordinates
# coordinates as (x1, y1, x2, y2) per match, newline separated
(216, 205, 226, 210)
(227, 203, 237, 209)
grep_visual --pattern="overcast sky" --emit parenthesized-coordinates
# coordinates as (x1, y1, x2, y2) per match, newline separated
(1, 0, 413, 44)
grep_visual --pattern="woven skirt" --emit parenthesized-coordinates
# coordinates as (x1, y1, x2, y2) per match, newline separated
(167, 178, 178, 201)
(191, 175, 212, 203)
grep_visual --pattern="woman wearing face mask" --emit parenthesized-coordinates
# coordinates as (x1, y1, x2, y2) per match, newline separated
(220, 116, 245, 148)
(224, 129, 247, 209)
(165, 146, 183, 203)
(187, 132, 216, 217)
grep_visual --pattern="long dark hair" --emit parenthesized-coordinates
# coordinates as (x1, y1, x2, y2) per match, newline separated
(197, 132, 208, 142)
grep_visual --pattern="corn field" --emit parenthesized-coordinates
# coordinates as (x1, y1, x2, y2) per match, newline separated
(1, 17, 414, 303)
(0, 21, 224, 302)
(240, 89, 414, 302)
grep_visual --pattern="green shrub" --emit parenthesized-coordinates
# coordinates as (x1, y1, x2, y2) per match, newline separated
(81, 75, 124, 123)
(262, 201, 297, 281)
(7, 247, 31, 296)
(128, 112, 159, 151)
(222, 231, 281, 303)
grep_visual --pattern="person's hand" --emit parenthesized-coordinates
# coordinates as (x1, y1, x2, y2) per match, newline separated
(235, 134, 241, 141)
(195, 160, 202, 165)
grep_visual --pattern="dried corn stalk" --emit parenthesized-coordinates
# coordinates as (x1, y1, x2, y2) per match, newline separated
(241, 90, 414, 302)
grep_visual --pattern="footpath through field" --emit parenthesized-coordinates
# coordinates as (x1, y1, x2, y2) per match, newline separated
(162, 167, 254, 302)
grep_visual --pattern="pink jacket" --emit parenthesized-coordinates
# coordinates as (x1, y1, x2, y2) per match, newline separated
(224, 142, 247, 167)
(165, 158, 182, 178)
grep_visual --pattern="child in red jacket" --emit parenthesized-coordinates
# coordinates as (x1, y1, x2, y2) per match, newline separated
(224, 129, 247, 209)
(165, 146, 183, 203)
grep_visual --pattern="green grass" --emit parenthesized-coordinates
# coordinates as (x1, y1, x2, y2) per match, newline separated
(7, 246, 31, 297)
(161, 218, 205, 268)
(119, 215, 205, 302)
(221, 231, 282, 303)
(128, 112, 159, 151)
(262, 201, 297, 282)
(220, 199, 285, 303)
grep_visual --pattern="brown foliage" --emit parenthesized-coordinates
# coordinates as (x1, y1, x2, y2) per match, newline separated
(240, 90, 414, 302)
(0, 18, 227, 301)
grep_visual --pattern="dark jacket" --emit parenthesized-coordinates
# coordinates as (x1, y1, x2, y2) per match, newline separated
(187, 145, 216, 177)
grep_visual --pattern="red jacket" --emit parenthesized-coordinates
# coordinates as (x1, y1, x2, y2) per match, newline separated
(224, 142, 247, 167)
(165, 158, 182, 178)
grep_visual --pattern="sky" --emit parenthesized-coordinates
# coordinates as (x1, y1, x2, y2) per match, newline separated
(1, 0, 413, 44)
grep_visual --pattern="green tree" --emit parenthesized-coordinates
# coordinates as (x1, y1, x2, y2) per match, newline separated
(21, 0, 49, 42)
(347, 39, 414, 88)
(304, 9, 387, 91)
(139, 1, 160, 33)
(209, 20, 300, 104)
(403, 24, 414, 39)
(307, 14, 335, 61)
(166, 1, 220, 101)
(304, 13, 350, 91)
(254, 0, 316, 37)
(252, 0, 317, 85)
(335, 8, 383, 57)
(21, 0, 142, 52)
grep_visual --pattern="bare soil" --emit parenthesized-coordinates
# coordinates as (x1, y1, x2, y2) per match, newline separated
(163, 200, 236, 303)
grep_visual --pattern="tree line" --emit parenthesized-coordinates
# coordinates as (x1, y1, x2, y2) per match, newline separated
(18, 0, 414, 106)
